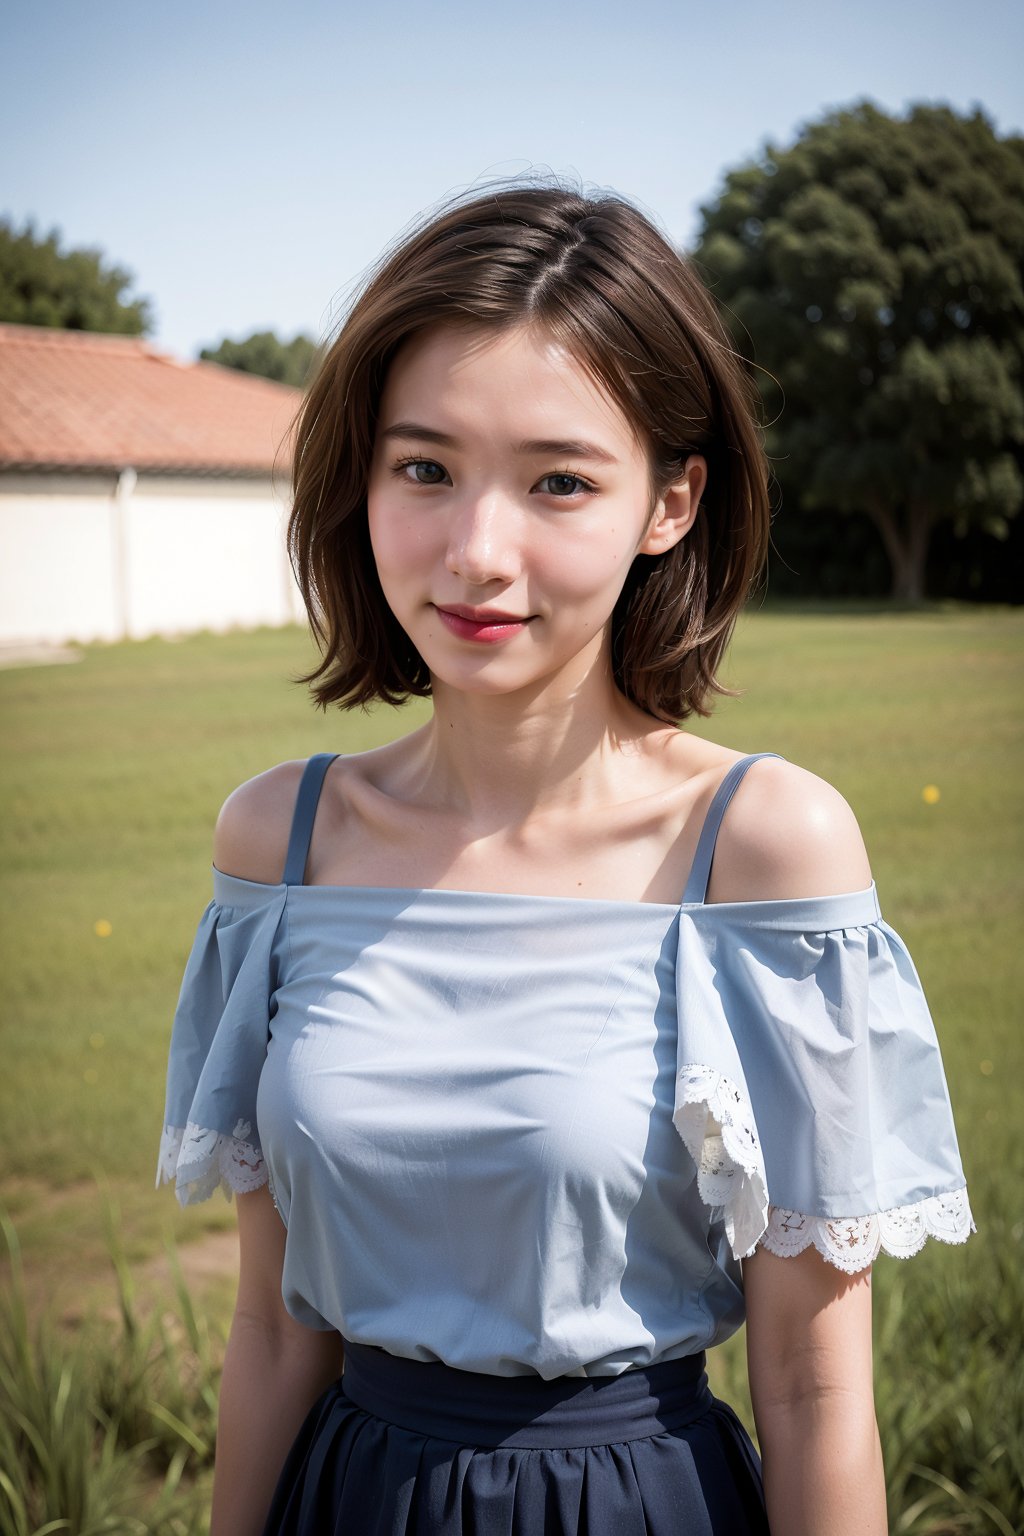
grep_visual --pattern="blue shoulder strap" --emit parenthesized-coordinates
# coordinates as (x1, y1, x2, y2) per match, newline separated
(682, 752, 784, 906)
(282, 753, 340, 886)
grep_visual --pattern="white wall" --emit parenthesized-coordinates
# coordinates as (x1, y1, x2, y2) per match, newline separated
(0, 471, 304, 645)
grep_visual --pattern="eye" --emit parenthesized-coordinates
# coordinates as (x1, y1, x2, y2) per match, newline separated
(395, 458, 450, 486)
(535, 472, 596, 498)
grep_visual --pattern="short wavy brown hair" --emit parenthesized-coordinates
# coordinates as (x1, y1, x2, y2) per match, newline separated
(289, 182, 770, 722)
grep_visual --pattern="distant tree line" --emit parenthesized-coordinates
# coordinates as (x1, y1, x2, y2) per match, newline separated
(0, 220, 317, 389)
(695, 101, 1024, 603)
(199, 330, 318, 389)
(0, 218, 152, 334)
(3, 99, 1021, 604)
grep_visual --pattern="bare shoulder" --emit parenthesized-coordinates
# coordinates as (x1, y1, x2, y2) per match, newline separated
(213, 760, 308, 885)
(707, 756, 873, 903)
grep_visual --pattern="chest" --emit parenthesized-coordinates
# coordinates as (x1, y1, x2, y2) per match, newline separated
(261, 890, 686, 1202)
(307, 783, 705, 906)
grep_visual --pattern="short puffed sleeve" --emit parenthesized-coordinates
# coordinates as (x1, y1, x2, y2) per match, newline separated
(155, 871, 288, 1206)
(672, 882, 975, 1272)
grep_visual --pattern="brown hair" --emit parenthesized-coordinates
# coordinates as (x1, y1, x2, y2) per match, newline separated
(289, 181, 770, 721)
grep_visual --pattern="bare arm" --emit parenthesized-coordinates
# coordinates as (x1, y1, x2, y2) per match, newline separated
(210, 1184, 345, 1536)
(744, 1246, 886, 1536)
(209, 768, 345, 1536)
(712, 757, 885, 1530)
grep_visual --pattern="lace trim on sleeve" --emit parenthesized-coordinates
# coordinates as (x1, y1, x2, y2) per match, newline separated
(156, 1120, 268, 1207)
(760, 1190, 976, 1274)
(672, 1064, 769, 1260)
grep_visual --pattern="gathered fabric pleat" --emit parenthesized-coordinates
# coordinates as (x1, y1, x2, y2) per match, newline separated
(261, 1343, 768, 1536)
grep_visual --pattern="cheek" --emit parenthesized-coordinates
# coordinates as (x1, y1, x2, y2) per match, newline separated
(367, 493, 429, 581)
(534, 521, 640, 605)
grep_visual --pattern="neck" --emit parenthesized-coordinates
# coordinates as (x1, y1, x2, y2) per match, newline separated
(409, 652, 664, 828)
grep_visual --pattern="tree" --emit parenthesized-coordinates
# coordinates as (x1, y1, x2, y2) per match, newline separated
(199, 330, 317, 389)
(0, 219, 152, 334)
(695, 102, 1024, 602)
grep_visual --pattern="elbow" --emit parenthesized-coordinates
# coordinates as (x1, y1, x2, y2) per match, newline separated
(753, 1377, 880, 1469)
(230, 1307, 345, 1378)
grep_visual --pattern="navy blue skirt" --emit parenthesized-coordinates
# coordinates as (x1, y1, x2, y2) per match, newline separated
(261, 1342, 768, 1535)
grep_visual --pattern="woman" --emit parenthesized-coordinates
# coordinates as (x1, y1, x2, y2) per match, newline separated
(158, 183, 974, 1536)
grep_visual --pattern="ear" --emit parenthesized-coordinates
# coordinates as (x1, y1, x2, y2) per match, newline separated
(636, 454, 706, 556)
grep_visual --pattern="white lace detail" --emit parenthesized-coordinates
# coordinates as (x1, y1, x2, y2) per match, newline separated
(760, 1190, 976, 1274)
(156, 1120, 268, 1206)
(672, 1065, 769, 1260)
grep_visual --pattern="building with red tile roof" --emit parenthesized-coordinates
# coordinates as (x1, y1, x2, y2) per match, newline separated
(0, 324, 307, 646)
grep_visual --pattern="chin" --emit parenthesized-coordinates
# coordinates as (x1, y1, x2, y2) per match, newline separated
(428, 665, 531, 697)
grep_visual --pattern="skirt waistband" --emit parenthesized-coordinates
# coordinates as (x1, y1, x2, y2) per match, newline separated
(340, 1342, 713, 1449)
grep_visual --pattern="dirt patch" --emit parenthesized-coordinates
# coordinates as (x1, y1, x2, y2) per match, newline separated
(63, 1227, 240, 1334)
(0, 643, 83, 669)
(2, 1179, 240, 1337)
(135, 1226, 239, 1306)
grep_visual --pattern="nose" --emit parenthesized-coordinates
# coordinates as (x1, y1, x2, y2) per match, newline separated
(444, 492, 520, 586)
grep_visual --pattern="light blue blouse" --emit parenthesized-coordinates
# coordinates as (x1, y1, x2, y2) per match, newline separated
(156, 753, 973, 1379)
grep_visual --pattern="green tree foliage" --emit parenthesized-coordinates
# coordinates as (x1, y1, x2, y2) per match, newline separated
(696, 102, 1024, 602)
(200, 329, 317, 388)
(0, 218, 152, 335)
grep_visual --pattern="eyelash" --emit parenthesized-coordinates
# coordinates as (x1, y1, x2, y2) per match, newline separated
(391, 458, 450, 487)
(538, 470, 599, 499)
(390, 458, 599, 499)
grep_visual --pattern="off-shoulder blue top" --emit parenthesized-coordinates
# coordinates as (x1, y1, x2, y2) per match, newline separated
(156, 752, 973, 1379)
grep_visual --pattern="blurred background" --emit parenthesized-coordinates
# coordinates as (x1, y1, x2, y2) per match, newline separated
(1, 2, 1022, 1531)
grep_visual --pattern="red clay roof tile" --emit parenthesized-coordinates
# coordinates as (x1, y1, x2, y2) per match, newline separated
(0, 323, 301, 473)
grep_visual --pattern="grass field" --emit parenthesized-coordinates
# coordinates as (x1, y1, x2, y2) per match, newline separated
(2, 604, 1022, 1532)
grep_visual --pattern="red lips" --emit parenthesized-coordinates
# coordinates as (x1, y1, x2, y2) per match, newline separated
(436, 603, 530, 623)
(433, 604, 534, 644)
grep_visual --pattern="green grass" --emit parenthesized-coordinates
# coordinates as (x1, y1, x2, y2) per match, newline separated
(1, 604, 1022, 1532)
(713, 605, 1023, 1188)
(0, 627, 431, 1276)
(1, 1200, 216, 1535)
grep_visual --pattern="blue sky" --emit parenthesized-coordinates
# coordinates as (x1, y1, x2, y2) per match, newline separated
(3, 0, 1021, 359)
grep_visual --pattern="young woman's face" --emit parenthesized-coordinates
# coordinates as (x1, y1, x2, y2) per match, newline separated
(367, 324, 698, 703)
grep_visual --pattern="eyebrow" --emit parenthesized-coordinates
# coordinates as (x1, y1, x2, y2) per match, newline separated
(380, 422, 619, 465)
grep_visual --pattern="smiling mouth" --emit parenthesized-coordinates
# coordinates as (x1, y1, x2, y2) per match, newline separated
(433, 605, 535, 643)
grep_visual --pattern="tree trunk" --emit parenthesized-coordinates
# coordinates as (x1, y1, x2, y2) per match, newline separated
(864, 498, 932, 604)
